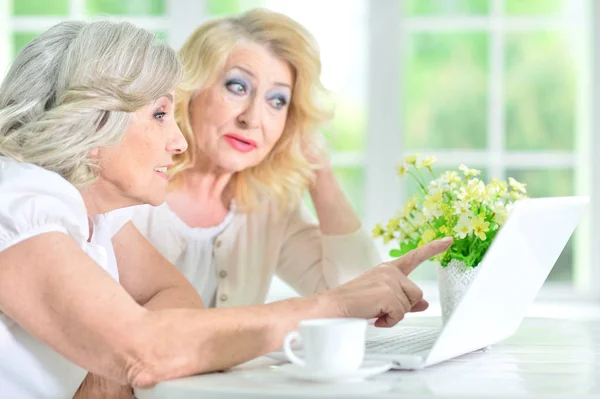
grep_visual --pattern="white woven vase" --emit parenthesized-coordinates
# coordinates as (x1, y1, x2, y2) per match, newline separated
(437, 259, 480, 324)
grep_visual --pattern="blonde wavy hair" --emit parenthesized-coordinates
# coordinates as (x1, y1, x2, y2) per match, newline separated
(173, 8, 333, 212)
(0, 21, 182, 188)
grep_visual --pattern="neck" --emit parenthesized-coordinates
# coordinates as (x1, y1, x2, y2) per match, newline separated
(174, 158, 235, 207)
(79, 180, 136, 217)
(176, 170, 233, 208)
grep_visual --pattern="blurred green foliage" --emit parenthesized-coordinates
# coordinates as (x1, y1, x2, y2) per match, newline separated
(86, 0, 165, 15)
(12, 0, 68, 15)
(404, 33, 489, 149)
(404, 0, 489, 15)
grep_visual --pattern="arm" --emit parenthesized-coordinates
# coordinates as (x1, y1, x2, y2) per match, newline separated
(114, 222, 204, 311)
(0, 228, 450, 388)
(309, 163, 361, 235)
(0, 231, 330, 387)
(276, 165, 381, 295)
(74, 222, 205, 398)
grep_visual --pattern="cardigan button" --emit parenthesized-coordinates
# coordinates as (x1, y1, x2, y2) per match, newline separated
(215, 240, 222, 248)
(220, 294, 228, 302)
(219, 270, 228, 278)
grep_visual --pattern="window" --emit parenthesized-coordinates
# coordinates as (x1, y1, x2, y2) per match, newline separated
(390, 0, 590, 288)
(2, 0, 596, 300)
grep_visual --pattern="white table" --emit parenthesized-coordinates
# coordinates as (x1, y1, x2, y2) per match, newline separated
(135, 317, 600, 398)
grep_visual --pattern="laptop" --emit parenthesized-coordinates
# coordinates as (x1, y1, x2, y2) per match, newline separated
(270, 196, 589, 370)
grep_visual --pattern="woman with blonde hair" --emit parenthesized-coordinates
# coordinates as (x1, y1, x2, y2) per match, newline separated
(131, 8, 383, 308)
(0, 19, 451, 398)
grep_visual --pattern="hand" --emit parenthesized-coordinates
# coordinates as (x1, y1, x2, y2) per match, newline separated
(73, 373, 133, 399)
(319, 237, 453, 327)
(303, 131, 330, 169)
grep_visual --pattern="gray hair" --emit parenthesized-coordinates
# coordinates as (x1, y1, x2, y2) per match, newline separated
(0, 20, 182, 187)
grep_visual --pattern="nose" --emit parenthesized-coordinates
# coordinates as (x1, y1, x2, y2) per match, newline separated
(237, 97, 261, 129)
(166, 122, 188, 154)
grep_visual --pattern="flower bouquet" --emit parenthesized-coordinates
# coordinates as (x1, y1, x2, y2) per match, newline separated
(372, 154, 528, 323)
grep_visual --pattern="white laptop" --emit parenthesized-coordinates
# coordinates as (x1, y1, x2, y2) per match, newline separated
(270, 196, 589, 370)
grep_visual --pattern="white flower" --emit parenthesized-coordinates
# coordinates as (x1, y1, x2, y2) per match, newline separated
(453, 214, 473, 239)
(454, 200, 474, 217)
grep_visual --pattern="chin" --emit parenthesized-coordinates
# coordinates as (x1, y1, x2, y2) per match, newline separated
(218, 156, 256, 173)
(144, 193, 167, 207)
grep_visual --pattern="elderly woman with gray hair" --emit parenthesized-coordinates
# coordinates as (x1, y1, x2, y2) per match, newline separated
(0, 20, 452, 399)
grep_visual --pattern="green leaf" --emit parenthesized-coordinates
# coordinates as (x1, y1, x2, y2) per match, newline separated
(389, 249, 404, 257)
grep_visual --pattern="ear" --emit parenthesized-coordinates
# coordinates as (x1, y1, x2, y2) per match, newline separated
(88, 147, 100, 159)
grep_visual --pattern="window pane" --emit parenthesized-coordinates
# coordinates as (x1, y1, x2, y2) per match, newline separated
(505, 32, 577, 151)
(506, 169, 575, 281)
(404, 0, 489, 16)
(86, 0, 165, 15)
(206, 0, 264, 15)
(13, 32, 39, 58)
(13, 0, 68, 16)
(505, 0, 568, 15)
(404, 33, 489, 149)
(322, 97, 366, 153)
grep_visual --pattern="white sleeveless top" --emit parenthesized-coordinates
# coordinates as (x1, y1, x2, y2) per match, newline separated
(0, 157, 123, 398)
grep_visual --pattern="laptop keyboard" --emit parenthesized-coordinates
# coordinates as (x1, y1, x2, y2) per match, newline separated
(366, 327, 441, 354)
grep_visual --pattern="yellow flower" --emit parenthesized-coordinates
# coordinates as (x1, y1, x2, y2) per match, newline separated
(372, 223, 385, 238)
(417, 156, 437, 170)
(509, 190, 526, 202)
(400, 220, 414, 234)
(397, 164, 408, 177)
(492, 205, 508, 225)
(459, 164, 482, 179)
(471, 215, 491, 241)
(508, 177, 527, 194)
(387, 218, 400, 232)
(453, 214, 473, 239)
(423, 191, 444, 220)
(383, 231, 395, 244)
(404, 153, 419, 166)
(441, 203, 454, 219)
(453, 200, 473, 217)
(421, 229, 436, 244)
(410, 211, 425, 228)
(423, 204, 443, 220)
(458, 180, 485, 202)
(485, 182, 499, 200)
(403, 197, 419, 215)
(441, 171, 461, 184)
(439, 225, 451, 235)
(490, 177, 508, 192)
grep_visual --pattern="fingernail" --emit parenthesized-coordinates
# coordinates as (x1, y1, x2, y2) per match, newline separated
(440, 237, 453, 245)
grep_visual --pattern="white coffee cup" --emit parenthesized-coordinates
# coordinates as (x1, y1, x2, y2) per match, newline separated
(283, 318, 367, 373)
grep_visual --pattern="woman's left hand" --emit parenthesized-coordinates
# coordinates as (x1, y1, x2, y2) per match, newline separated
(303, 132, 330, 172)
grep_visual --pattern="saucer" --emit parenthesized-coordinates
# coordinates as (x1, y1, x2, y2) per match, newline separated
(277, 360, 393, 383)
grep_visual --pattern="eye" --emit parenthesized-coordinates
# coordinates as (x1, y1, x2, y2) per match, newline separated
(268, 96, 288, 110)
(226, 79, 247, 95)
(154, 111, 166, 120)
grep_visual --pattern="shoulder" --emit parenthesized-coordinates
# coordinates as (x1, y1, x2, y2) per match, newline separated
(0, 156, 88, 250)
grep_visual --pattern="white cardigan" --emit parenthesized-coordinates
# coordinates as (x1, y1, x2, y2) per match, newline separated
(130, 201, 382, 308)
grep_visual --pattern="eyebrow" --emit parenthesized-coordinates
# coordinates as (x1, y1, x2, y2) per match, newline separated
(153, 94, 173, 107)
(231, 66, 292, 90)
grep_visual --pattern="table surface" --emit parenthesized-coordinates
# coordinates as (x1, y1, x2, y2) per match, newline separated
(135, 317, 600, 399)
